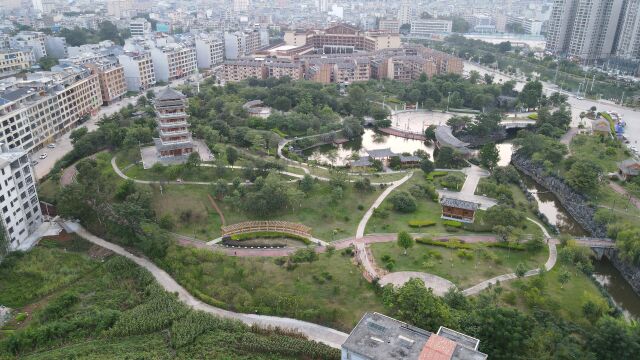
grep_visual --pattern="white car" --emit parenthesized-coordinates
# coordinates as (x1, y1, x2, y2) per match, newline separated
(39, 153, 47, 159)
(576, 96, 585, 100)
(47, 143, 56, 148)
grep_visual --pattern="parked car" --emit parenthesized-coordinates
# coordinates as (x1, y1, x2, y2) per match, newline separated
(39, 153, 47, 159)
(31, 160, 38, 166)
(47, 143, 56, 149)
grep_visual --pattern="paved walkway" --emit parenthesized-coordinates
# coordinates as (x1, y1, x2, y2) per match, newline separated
(379, 272, 456, 296)
(437, 165, 497, 210)
(60, 221, 348, 348)
(355, 172, 413, 239)
(462, 217, 557, 296)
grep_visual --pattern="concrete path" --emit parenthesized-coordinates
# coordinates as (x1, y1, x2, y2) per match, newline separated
(436, 165, 497, 210)
(355, 172, 413, 239)
(461, 217, 557, 296)
(379, 272, 456, 297)
(60, 221, 348, 349)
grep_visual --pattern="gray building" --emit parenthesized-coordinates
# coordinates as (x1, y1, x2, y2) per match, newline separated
(616, 0, 640, 59)
(341, 313, 487, 360)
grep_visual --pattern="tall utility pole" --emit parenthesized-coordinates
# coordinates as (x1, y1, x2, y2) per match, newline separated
(590, 74, 596, 92)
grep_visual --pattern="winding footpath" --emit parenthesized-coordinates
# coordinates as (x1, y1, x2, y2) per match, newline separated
(59, 221, 349, 349)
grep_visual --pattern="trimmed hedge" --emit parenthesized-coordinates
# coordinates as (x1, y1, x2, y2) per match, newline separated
(486, 242, 527, 251)
(527, 113, 538, 120)
(426, 171, 448, 181)
(408, 220, 437, 228)
(442, 220, 463, 228)
(416, 237, 473, 249)
(229, 231, 311, 244)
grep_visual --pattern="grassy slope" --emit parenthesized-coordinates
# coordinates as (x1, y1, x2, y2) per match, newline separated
(0, 238, 339, 360)
(162, 245, 385, 332)
(371, 242, 548, 289)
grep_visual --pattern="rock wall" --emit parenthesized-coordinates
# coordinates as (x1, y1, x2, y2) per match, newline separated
(511, 153, 607, 238)
(604, 248, 640, 295)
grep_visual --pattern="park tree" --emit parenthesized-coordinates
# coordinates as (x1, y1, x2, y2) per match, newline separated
(435, 147, 465, 168)
(389, 156, 402, 170)
(420, 158, 435, 174)
(397, 231, 414, 255)
(243, 173, 290, 216)
(389, 191, 417, 213)
(342, 117, 364, 139)
(383, 278, 454, 331)
(70, 127, 89, 144)
(347, 86, 368, 117)
(588, 317, 640, 360)
(185, 152, 201, 169)
(299, 174, 314, 194)
(446, 115, 470, 132)
(565, 159, 602, 194)
(558, 269, 570, 288)
(515, 263, 527, 278)
(466, 307, 535, 359)
(518, 81, 543, 110)
(479, 143, 500, 170)
(213, 180, 228, 200)
(615, 228, 640, 265)
(497, 41, 512, 53)
(226, 146, 238, 165)
(424, 125, 437, 141)
(484, 205, 525, 228)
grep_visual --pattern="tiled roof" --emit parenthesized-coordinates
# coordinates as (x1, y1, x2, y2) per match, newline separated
(156, 87, 186, 101)
(440, 197, 479, 211)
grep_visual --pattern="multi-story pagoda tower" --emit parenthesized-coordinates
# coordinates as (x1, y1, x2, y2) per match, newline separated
(153, 87, 194, 160)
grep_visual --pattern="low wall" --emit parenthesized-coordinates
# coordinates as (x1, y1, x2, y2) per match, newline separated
(511, 153, 607, 238)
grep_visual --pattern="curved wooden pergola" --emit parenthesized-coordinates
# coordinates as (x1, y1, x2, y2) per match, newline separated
(221, 221, 311, 238)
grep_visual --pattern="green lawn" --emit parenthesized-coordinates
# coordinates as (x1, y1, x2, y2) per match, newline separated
(496, 263, 609, 326)
(162, 245, 385, 332)
(365, 172, 454, 235)
(123, 163, 266, 183)
(150, 180, 381, 241)
(569, 134, 629, 173)
(371, 241, 548, 289)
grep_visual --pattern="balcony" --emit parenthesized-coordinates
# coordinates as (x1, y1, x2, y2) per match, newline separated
(158, 111, 187, 119)
(159, 128, 190, 137)
(158, 119, 188, 127)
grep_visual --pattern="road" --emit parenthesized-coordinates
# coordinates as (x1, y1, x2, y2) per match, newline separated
(465, 61, 640, 144)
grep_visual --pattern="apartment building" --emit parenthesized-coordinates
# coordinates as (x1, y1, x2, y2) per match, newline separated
(616, 0, 640, 59)
(44, 36, 68, 59)
(265, 60, 304, 80)
(0, 50, 34, 76)
(84, 60, 127, 105)
(150, 43, 197, 82)
(546, 0, 626, 61)
(222, 60, 266, 82)
(118, 52, 156, 91)
(129, 18, 152, 37)
(378, 19, 400, 34)
(0, 65, 101, 154)
(505, 16, 543, 35)
(195, 36, 224, 69)
(0, 145, 42, 251)
(224, 30, 264, 59)
(10, 31, 47, 60)
(398, 1, 413, 25)
(410, 19, 453, 36)
(380, 56, 437, 82)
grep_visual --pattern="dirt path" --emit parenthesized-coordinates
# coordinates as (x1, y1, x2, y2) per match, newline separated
(207, 194, 226, 226)
(608, 182, 640, 209)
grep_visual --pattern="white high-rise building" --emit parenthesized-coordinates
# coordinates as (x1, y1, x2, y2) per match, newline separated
(318, 0, 329, 12)
(545, 0, 626, 62)
(129, 18, 152, 37)
(31, 0, 43, 12)
(233, 0, 250, 12)
(0, 145, 43, 252)
(398, 2, 413, 26)
(616, 0, 640, 59)
(195, 36, 224, 69)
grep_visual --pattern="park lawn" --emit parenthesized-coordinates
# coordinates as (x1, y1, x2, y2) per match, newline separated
(568, 134, 629, 173)
(496, 263, 608, 326)
(115, 147, 142, 169)
(370, 241, 548, 289)
(303, 165, 409, 183)
(365, 173, 452, 235)
(593, 183, 640, 228)
(217, 181, 382, 241)
(151, 180, 381, 242)
(149, 184, 224, 240)
(162, 245, 385, 332)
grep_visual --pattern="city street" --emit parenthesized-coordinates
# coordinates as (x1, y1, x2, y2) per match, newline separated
(464, 61, 640, 144)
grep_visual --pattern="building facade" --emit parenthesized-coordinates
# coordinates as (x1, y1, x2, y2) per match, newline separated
(118, 52, 156, 91)
(0, 50, 34, 76)
(129, 18, 152, 37)
(616, 0, 640, 59)
(195, 36, 224, 69)
(85, 60, 127, 105)
(410, 19, 453, 36)
(150, 44, 197, 82)
(0, 145, 42, 252)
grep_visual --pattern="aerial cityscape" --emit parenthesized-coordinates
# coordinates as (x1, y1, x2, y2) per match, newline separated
(0, 0, 639, 358)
